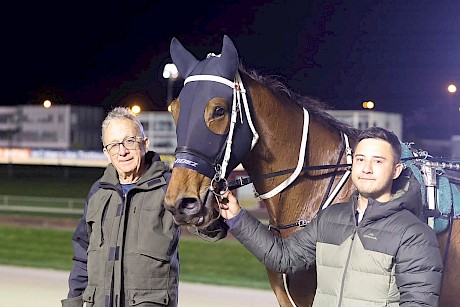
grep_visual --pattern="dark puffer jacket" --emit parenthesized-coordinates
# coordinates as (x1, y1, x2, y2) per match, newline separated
(229, 172, 443, 307)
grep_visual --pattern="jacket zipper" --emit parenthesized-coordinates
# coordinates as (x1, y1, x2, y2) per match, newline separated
(337, 227, 357, 306)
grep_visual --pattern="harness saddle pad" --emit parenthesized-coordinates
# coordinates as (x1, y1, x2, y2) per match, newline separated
(401, 143, 460, 233)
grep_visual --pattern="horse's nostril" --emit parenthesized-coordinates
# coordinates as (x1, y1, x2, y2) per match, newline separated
(179, 197, 200, 214)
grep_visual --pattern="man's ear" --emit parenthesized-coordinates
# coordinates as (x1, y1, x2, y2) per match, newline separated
(144, 137, 150, 151)
(392, 163, 404, 180)
(103, 148, 111, 161)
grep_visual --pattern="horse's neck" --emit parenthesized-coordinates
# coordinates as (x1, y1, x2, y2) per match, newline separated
(241, 77, 305, 177)
(241, 83, 354, 235)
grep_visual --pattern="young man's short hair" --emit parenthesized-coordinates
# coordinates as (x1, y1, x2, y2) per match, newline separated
(355, 127, 402, 163)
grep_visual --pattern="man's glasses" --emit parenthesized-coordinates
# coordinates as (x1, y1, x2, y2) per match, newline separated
(104, 136, 144, 155)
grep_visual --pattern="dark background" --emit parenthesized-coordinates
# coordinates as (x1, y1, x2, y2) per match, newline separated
(2, 1, 460, 141)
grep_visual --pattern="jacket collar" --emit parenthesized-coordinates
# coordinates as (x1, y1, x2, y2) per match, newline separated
(353, 168, 423, 224)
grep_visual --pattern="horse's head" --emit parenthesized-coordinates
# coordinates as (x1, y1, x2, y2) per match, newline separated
(165, 35, 258, 227)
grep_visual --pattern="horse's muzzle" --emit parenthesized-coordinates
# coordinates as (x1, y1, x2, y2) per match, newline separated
(165, 192, 217, 228)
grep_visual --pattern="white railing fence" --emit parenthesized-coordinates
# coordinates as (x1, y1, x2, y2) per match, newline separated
(0, 195, 85, 215)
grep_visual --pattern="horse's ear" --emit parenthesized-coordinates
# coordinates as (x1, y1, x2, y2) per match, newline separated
(218, 35, 239, 79)
(170, 37, 200, 79)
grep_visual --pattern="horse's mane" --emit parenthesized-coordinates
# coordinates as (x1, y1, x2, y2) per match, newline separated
(241, 66, 360, 139)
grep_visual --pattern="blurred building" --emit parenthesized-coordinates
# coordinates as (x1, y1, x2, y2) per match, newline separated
(0, 106, 178, 154)
(327, 110, 403, 139)
(0, 105, 104, 150)
(327, 110, 460, 158)
(418, 136, 460, 159)
(137, 111, 176, 155)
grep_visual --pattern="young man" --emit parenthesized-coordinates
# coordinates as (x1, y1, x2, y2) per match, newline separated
(220, 127, 443, 306)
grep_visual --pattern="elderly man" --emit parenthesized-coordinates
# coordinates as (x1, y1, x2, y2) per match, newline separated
(220, 127, 443, 307)
(62, 107, 225, 307)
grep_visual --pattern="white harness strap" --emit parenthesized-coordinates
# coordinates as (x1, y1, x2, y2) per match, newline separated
(185, 74, 235, 88)
(257, 108, 310, 200)
(184, 72, 259, 179)
(321, 133, 353, 210)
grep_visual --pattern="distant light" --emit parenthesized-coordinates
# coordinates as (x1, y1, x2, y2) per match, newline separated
(362, 100, 375, 109)
(131, 105, 141, 114)
(163, 63, 179, 79)
(43, 100, 52, 108)
(448, 84, 457, 93)
(167, 104, 173, 113)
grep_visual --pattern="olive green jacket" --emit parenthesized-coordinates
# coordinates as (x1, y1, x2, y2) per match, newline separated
(63, 152, 180, 307)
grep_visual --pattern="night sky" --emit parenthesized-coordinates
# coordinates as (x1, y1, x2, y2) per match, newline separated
(2, 1, 460, 141)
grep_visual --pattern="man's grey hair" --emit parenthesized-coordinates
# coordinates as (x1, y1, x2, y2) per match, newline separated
(101, 107, 144, 144)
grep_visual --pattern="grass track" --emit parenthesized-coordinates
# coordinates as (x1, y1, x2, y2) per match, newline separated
(0, 224, 271, 290)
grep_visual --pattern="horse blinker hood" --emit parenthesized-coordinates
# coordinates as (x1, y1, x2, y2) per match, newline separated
(170, 35, 255, 179)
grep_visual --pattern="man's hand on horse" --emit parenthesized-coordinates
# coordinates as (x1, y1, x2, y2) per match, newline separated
(219, 191, 241, 220)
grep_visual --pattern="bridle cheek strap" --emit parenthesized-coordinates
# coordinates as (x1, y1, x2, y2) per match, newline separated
(184, 72, 259, 180)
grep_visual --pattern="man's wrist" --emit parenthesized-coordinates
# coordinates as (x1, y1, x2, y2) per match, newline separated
(228, 207, 242, 220)
(224, 209, 245, 229)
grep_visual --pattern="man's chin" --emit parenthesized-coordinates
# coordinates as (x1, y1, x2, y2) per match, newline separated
(116, 167, 138, 179)
(357, 189, 376, 199)
(356, 185, 373, 194)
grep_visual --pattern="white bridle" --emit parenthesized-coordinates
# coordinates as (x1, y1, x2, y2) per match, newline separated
(184, 72, 259, 180)
(183, 71, 351, 202)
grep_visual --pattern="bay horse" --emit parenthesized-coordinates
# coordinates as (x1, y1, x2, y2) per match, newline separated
(164, 35, 460, 306)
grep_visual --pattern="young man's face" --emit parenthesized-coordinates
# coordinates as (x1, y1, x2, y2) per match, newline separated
(351, 138, 403, 202)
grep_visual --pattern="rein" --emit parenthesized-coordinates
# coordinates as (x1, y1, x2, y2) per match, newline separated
(225, 163, 352, 191)
(269, 163, 349, 231)
(225, 133, 353, 200)
(267, 133, 352, 231)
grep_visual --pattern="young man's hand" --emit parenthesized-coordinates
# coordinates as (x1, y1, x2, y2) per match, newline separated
(219, 191, 241, 220)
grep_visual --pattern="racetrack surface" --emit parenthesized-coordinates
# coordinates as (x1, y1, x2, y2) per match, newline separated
(0, 265, 279, 307)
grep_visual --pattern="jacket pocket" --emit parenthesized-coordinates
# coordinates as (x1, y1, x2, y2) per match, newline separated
(128, 289, 170, 306)
(86, 194, 111, 251)
(61, 295, 83, 307)
(136, 193, 179, 261)
(82, 285, 96, 306)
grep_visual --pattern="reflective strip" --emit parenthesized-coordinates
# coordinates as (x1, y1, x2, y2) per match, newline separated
(116, 203, 123, 216)
(108, 246, 120, 261)
(105, 295, 111, 307)
(147, 178, 162, 187)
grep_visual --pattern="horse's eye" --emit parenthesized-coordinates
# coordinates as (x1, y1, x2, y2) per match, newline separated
(213, 107, 226, 117)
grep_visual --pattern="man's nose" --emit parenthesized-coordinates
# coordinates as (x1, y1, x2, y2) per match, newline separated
(118, 143, 129, 155)
(362, 161, 372, 173)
